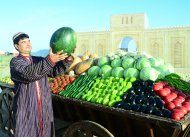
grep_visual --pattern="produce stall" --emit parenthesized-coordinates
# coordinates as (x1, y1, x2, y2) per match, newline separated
(1, 50, 190, 137)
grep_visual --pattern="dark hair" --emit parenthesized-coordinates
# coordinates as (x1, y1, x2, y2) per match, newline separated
(13, 34, 29, 44)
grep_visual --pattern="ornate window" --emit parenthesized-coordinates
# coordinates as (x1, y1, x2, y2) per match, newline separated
(96, 43, 104, 55)
(152, 43, 159, 57)
(126, 17, 128, 24)
(173, 42, 182, 68)
(131, 16, 133, 24)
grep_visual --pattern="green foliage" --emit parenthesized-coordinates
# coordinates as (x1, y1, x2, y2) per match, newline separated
(0, 55, 14, 79)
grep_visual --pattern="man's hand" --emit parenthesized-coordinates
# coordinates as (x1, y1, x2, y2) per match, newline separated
(49, 48, 68, 63)
(65, 47, 76, 62)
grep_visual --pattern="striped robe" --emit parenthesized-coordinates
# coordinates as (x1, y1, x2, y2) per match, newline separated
(10, 54, 71, 137)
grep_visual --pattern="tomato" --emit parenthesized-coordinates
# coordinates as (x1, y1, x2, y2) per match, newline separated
(172, 98, 182, 107)
(171, 112, 181, 121)
(175, 106, 187, 115)
(170, 92, 178, 100)
(153, 82, 164, 91)
(182, 104, 190, 112)
(172, 109, 185, 118)
(158, 87, 171, 97)
(165, 102, 175, 110)
(164, 92, 177, 103)
(176, 96, 185, 103)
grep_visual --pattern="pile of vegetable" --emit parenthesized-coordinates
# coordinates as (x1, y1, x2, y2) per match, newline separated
(67, 51, 99, 76)
(81, 77, 135, 106)
(49, 49, 190, 121)
(59, 74, 97, 99)
(153, 79, 190, 120)
(49, 75, 76, 94)
(87, 50, 174, 82)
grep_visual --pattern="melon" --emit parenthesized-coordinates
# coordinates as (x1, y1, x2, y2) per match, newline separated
(50, 27, 77, 55)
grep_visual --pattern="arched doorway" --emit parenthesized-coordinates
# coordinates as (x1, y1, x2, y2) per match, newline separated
(119, 37, 137, 52)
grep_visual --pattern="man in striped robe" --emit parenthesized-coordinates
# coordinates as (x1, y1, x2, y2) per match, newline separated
(10, 32, 74, 137)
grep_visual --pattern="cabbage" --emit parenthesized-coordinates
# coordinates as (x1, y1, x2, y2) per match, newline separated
(124, 68, 139, 78)
(97, 56, 110, 67)
(111, 58, 122, 68)
(111, 67, 124, 78)
(157, 58, 164, 66)
(164, 63, 174, 73)
(154, 64, 174, 79)
(122, 57, 135, 69)
(99, 65, 112, 78)
(88, 66, 100, 76)
(140, 67, 159, 81)
(136, 57, 151, 70)
(148, 57, 161, 67)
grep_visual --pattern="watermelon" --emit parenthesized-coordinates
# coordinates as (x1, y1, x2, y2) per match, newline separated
(50, 27, 77, 55)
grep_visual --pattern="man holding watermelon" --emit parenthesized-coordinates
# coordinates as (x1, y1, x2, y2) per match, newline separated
(10, 28, 76, 137)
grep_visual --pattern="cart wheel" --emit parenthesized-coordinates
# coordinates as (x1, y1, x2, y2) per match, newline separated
(63, 120, 114, 137)
(0, 88, 14, 136)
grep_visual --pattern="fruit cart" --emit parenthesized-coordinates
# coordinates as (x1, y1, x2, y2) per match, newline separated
(1, 82, 190, 137)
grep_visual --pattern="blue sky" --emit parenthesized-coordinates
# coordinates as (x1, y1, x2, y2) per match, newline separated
(0, 0, 189, 52)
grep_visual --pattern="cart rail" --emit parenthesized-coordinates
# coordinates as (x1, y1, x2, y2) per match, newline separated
(52, 94, 190, 137)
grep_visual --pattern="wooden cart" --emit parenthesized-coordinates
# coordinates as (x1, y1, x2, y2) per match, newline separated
(1, 82, 190, 137)
(52, 94, 190, 137)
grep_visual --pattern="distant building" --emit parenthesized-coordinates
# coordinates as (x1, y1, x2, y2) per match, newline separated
(76, 13, 190, 74)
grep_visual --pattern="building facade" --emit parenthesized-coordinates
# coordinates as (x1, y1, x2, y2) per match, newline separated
(75, 13, 190, 74)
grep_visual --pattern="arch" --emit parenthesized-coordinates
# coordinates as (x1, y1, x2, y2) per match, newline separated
(119, 37, 137, 52)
